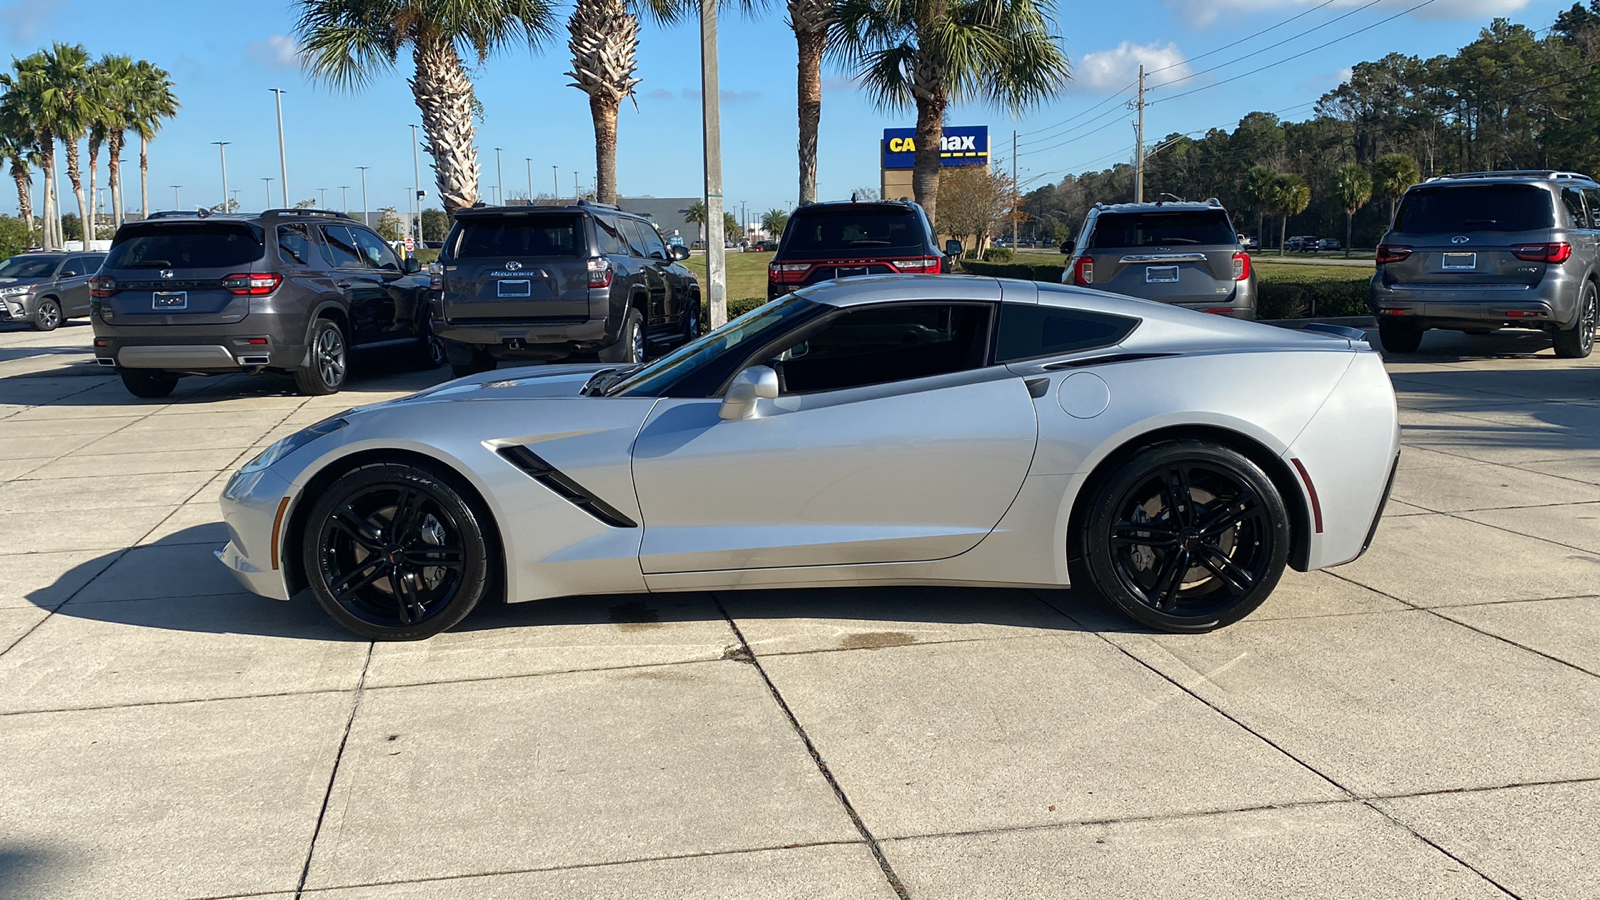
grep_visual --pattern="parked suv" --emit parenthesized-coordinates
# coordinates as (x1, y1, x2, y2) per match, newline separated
(432, 201, 700, 376)
(90, 209, 437, 398)
(0, 251, 106, 331)
(768, 199, 958, 300)
(1371, 171, 1600, 357)
(1060, 200, 1256, 318)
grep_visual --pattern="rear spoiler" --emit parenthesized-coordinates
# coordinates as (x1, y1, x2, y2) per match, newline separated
(1301, 323, 1372, 346)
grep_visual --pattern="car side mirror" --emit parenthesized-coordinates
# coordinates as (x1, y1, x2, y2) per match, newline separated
(671, 244, 690, 261)
(943, 240, 963, 257)
(719, 365, 779, 420)
(60, 270, 77, 277)
(1059, 240, 1075, 255)
(403, 257, 421, 274)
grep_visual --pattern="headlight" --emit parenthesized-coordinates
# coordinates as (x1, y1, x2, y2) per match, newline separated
(0, 285, 30, 297)
(238, 417, 349, 474)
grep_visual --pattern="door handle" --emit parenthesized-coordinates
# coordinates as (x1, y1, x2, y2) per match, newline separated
(1025, 376, 1050, 399)
(336, 280, 352, 289)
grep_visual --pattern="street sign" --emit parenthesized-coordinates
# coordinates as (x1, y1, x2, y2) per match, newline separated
(404, 236, 415, 253)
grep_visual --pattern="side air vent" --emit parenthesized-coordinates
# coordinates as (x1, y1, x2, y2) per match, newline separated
(497, 445, 638, 528)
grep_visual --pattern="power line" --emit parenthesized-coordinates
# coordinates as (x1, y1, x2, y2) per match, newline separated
(1153, 0, 1393, 91)
(1145, 0, 1341, 76)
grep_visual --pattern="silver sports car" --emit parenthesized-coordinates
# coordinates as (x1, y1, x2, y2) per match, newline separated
(218, 275, 1400, 640)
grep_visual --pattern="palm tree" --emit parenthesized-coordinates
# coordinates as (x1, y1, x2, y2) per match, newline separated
(1270, 173, 1310, 257)
(1372, 152, 1420, 224)
(566, 0, 676, 205)
(89, 55, 136, 229)
(34, 44, 101, 243)
(830, 0, 1070, 224)
(296, 0, 558, 215)
(1332, 162, 1371, 259)
(790, 0, 833, 206)
(127, 59, 177, 221)
(0, 105, 36, 234)
(760, 207, 788, 239)
(1, 53, 58, 247)
(680, 199, 705, 242)
(1241, 165, 1275, 250)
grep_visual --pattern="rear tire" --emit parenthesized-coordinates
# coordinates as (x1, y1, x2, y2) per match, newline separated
(414, 315, 446, 370)
(293, 318, 348, 396)
(32, 298, 60, 332)
(449, 347, 496, 379)
(682, 295, 701, 344)
(1554, 283, 1596, 359)
(118, 367, 178, 399)
(1377, 320, 1423, 354)
(600, 307, 645, 363)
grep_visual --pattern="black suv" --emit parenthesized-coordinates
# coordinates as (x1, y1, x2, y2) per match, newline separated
(0, 250, 106, 331)
(90, 209, 438, 398)
(768, 199, 958, 300)
(432, 201, 700, 376)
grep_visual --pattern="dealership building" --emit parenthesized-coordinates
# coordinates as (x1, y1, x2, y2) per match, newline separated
(880, 125, 990, 201)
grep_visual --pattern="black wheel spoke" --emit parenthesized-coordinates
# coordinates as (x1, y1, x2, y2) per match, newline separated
(1165, 467, 1195, 528)
(330, 507, 385, 550)
(1112, 521, 1179, 548)
(1199, 493, 1258, 537)
(1196, 542, 1257, 595)
(390, 569, 426, 624)
(1148, 548, 1189, 610)
(389, 489, 424, 542)
(330, 558, 389, 602)
(404, 545, 464, 568)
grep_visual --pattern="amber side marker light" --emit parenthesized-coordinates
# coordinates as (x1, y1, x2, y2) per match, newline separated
(269, 496, 291, 570)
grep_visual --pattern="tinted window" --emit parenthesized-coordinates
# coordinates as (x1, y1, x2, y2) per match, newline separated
(319, 225, 364, 268)
(610, 294, 820, 398)
(782, 207, 925, 254)
(618, 220, 648, 257)
(350, 228, 401, 270)
(0, 256, 60, 278)
(594, 215, 630, 256)
(62, 256, 93, 276)
(766, 303, 991, 394)
(453, 215, 583, 258)
(628, 219, 668, 259)
(1586, 189, 1600, 229)
(1393, 185, 1555, 234)
(996, 304, 1139, 361)
(1088, 211, 1234, 248)
(278, 224, 312, 266)
(106, 222, 265, 269)
(1563, 188, 1589, 228)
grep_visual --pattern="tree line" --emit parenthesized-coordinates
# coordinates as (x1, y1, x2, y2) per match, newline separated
(1020, 4, 1600, 252)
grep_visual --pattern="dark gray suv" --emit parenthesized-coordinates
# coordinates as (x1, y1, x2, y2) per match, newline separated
(90, 209, 438, 398)
(1060, 200, 1256, 319)
(0, 251, 106, 331)
(433, 201, 700, 377)
(1371, 171, 1600, 357)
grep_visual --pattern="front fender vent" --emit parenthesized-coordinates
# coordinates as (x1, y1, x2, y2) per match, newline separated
(497, 445, 638, 528)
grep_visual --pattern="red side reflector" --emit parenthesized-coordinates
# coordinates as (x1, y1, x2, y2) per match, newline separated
(246, 338, 269, 345)
(1291, 458, 1324, 534)
(1505, 310, 1541, 318)
(1379, 309, 1408, 316)
(93, 338, 108, 347)
(1203, 308, 1234, 316)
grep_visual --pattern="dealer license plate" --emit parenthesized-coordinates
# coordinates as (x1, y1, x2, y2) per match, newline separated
(1145, 266, 1179, 284)
(152, 291, 188, 309)
(1442, 252, 1477, 270)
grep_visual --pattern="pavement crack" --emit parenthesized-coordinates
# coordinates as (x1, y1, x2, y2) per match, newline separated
(712, 594, 913, 900)
(294, 641, 375, 899)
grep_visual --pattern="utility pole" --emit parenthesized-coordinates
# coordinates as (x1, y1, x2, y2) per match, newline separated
(1011, 129, 1019, 248)
(357, 166, 370, 227)
(552, 165, 558, 200)
(495, 148, 503, 205)
(212, 141, 231, 212)
(410, 124, 421, 243)
(700, 0, 727, 327)
(525, 158, 533, 205)
(574, 171, 580, 201)
(1134, 65, 1146, 204)
(270, 89, 289, 206)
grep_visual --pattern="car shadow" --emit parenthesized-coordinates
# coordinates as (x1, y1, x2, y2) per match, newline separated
(32, 526, 1111, 641)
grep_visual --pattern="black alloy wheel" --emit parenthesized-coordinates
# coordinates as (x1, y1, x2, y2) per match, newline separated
(32, 297, 60, 332)
(1554, 282, 1597, 359)
(303, 463, 492, 640)
(294, 318, 348, 395)
(416, 315, 447, 369)
(600, 307, 645, 364)
(682, 295, 701, 343)
(1082, 442, 1289, 632)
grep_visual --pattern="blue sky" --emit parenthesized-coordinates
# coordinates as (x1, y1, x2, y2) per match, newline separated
(0, 0, 1576, 220)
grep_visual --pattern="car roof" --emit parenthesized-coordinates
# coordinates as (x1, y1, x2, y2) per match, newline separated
(453, 202, 646, 220)
(1090, 200, 1228, 215)
(793, 199, 921, 212)
(1418, 171, 1597, 188)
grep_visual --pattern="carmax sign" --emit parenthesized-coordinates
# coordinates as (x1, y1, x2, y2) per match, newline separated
(881, 126, 989, 170)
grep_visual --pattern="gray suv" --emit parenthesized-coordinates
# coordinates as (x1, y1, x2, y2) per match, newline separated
(1060, 200, 1256, 318)
(90, 209, 437, 398)
(1371, 171, 1600, 357)
(0, 251, 106, 331)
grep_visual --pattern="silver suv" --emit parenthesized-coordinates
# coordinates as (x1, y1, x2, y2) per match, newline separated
(1371, 171, 1600, 357)
(1060, 200, 1256, 318)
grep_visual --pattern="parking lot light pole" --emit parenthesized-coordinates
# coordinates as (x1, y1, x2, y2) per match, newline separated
(551, 165, 558, 200)
(171, 184, 181, 208)
(318, 187, 327, 209)
(410, 125, 422, 243)
(212, 141, 230, 212)
(339, 185, 349, 213)
(357, 166, 370, 227)
(270, 88, 289, 207)
(495, 147, 503, 206)
(525, 158, 532, 205)
(263, 177, 273, 208)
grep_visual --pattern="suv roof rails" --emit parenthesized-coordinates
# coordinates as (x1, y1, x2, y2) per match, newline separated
(575, 199, 621, 210)
(1429, 170, 1594, 182)
(260, 208, 357, 221)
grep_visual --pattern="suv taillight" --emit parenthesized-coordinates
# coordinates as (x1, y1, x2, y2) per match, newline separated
(769, 262, 810, 284)
(89, 275, 117, 298)
(894, 256, 942, 273)
(428, 261, 442, 292)
(1232, 252, 1251, 281)
(1512, 242, 1573, 264)
(1072, 256, 1094, 285)
(1375, 244, 1412, 265)
(587, 258, 613, 288)
(221, 273, 283, 295)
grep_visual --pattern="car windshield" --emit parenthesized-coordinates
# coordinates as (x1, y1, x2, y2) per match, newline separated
(606, 294, 818, 397)
(1089, 211, 1235, 247)
(105, 222, 266, 269)
(1393, 185, 1555, 234)
(452, 215, 584, 258)
(781, 207, 924, 254)
(0, 256, 58, 278)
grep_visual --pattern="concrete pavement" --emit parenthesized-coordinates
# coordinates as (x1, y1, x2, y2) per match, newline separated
(1, 322, 1598, 898)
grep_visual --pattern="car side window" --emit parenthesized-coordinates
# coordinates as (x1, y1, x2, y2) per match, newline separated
(995, 305, 1140, 362)
(593, 215, 630, 256)
(619, 220, 650, 258)
(763, 303, 992, 395)
(60, 256, 86, 277)
(349, 228, 402, 270)
(1562, 188, 1589, 229)
(1583, 188, 1600, 229)
(319, 225, 364, 268)
(633, 220, 668, 260)
(278, 224, 312, 266)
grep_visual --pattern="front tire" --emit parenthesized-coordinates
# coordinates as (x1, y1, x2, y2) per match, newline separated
(32, 298, 61, 332)
(1079, 441, 1290, 633)
(118, 367, 179, 399)
(302, 463, 493, 640)
(294, 318, 348, 395)
(1554, 282, 1597, 359)
(600, 307, 645, 363)
(1377, 319, 1423, 354)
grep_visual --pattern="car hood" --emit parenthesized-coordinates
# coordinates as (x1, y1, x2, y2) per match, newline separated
(393, 362, 615, 405)
(0, 277, 46, 288)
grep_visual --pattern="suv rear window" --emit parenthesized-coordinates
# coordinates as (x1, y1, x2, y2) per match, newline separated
(452, 215, 584, 258)
(783, 206, 925, 254)
(1394, 185, 1555, 234)
(106, 222, 266, 269)
(1089, 211, 1235, 248)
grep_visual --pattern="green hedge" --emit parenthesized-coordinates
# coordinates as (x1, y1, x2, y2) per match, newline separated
(699, 296, 768, 323)
(958, 259, 1066, 281)
(981, 247, 1015, 263)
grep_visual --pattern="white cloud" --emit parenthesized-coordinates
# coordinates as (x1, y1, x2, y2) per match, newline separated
(1167, 0, 1529, 28)
(1076, 42, 1194, 93)
(247, 35, 302, 71)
